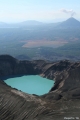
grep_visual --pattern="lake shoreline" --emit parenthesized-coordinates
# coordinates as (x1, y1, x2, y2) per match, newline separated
(4, 75, 54, 95)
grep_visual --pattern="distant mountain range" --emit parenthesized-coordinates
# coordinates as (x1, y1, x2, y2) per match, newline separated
(0, 17, 80, 28)
(20, 20, 43, 26)
(0, 20, 44, 28)
(0, 22, 8, 27)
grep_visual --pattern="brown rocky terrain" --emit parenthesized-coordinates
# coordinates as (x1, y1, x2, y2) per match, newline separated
(0, 55, 80, 120)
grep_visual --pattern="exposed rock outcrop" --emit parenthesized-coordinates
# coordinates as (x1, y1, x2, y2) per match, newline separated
(42, 60, 80, 100)
(0, 55, 80, 120)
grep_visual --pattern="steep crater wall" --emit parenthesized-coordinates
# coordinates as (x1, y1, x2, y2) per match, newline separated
(0, 55, 80, 119)
(0, 55, 80, 100)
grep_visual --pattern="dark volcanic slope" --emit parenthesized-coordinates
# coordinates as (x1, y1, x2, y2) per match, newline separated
(0, 55, 80, 120)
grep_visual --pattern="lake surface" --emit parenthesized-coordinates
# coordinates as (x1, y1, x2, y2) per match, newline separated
(4, 75, 54, 95)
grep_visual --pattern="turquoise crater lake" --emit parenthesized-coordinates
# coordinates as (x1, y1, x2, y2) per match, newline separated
(4, 75, 54, 95)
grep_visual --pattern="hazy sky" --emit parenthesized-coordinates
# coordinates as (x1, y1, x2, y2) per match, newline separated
(0, 0, 80, 23)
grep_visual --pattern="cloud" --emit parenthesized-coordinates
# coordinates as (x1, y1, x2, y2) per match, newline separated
(60, 8, 76, 17)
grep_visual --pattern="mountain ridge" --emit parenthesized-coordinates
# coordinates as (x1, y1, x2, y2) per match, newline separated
(0, 17, 80, 28)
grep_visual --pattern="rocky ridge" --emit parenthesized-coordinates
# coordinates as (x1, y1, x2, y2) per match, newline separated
(0, 55, 80, 120)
